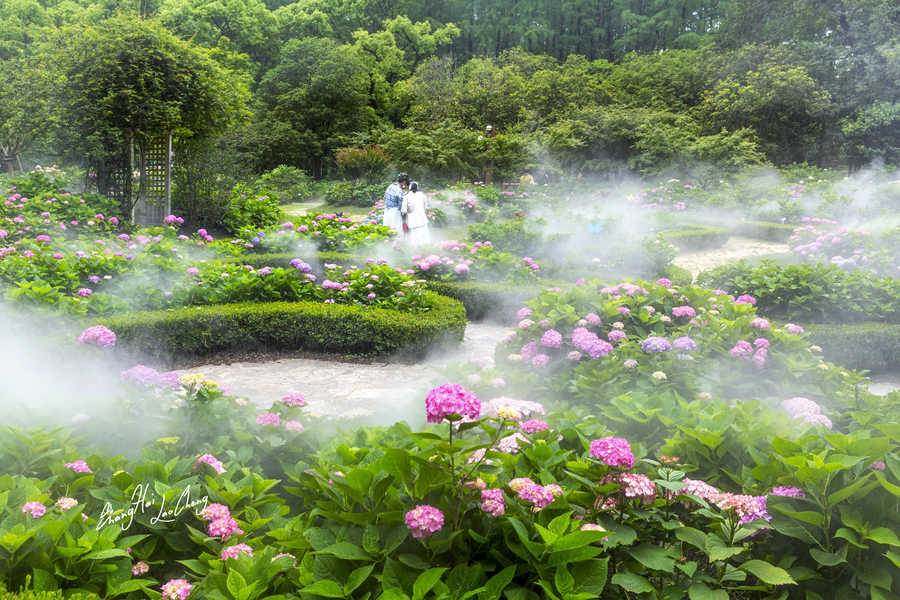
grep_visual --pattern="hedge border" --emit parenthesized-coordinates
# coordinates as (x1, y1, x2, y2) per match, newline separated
(217, 251, 357, 269)
(660, 227, 731, 251)
(99, 291, 466, 363)
(423, 280, 546, 321)
(804, 322, 900, 373)
(733, 221, 795, 242)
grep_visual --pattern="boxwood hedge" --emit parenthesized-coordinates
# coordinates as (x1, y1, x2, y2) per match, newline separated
(423, 280, 547, 321)
(660, 226, 730, 250)
(100, 291, 465, 362)
(733, 220, 795, 242)
(805, 322, 900, 373)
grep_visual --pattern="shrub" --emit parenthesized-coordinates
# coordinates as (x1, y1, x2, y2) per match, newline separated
(254, 165, 314, 204)
(805, 322, 900, 372)
(466, 219, 545, 256)
(660, 226, 730, 251)
(334, 145, 391, 182)
(734, 220, 796, 242)
(660, 263, 693, 286)
(323, 181, 386, 207)
(99, 291, 466, 361)
(222, 185, 281, 234)
(218, 251, 356, 270)
(423, 280, 547, 321)
(696, 260, 900, 323)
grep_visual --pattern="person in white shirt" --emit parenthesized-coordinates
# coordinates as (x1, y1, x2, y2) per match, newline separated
(383, 172, 408, 233)
(401, 181, 430, 245)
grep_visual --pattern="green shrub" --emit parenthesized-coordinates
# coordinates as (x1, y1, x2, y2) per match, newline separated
(222, 184, 281, 234)
(660, 263, 693, 286)
(255, 165, 314, 204)
(697, 260, 900, 323)
(466, 218, 546, 255)
(218, 251, 356, 269)
(323, 180, 386, 207)
(660, 226, 730, 250)
(805, 322, 900, 372)
(734, 220, 796, 242)
(0, 592, 99, 599)
(99, 291, 466, 362)
(423, 280, 547, 321)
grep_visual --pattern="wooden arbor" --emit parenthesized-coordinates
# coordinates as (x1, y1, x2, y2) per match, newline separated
(102, 131, 173, 226)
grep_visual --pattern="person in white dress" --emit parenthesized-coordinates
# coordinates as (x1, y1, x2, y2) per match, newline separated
(401, 181, 430, 245)
(382, 172, 408, 233)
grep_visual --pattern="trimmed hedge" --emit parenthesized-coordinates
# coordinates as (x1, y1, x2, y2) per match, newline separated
(100, 291, 466, 362)
(423, 280, 547, 321)
(660, 227, 730, 251)
(218, 251, 357, 269)
(697, 260, 900, 323)
(733, 220, 795, 242)
(805, 322, 900, 373)
(661, 263, 693, 286)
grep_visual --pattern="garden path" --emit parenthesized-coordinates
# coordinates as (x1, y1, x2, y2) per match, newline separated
(672, 236, 789, 279)
(180, 321, 510, 421)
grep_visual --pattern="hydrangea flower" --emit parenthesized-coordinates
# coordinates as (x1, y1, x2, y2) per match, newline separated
(425, 384, 480, 423)
(480, 489, 505, 517)
(785, 323, 804, 335)
(572, 327, 613, 358)
(65, 460, 92, 473)
(641, 336, 671, 353)
(161, 578, 192, 600)
(656, 278, 673, 287)
(56, 497, 78, 511)
(221, 543, 254, 560)
(671, 306, 696, 318)
(589, 437, 635, 468)
(771, 486, 805, 498)
(521, 341, 539, 360)
(730, 340, 753, 358)
(623, 359, 638, 368)
(509, 477, 535, 492)
(256, 413, 281, 426)
(521, 419, 549, 433)
(281, 392, 305, 406)
(285, 420, 304, 432)
(567, 351, 582, 361)
(605, 472, 656, 503)
(77, 325, 116, 348)
(194, 453, 226, 474)
(405, 505, 444, 538)
(750, 317, 770, 330)
(516, 307, 533, 319)
(584, 313, 602, 326)
(198, 503, 230, 521)
(22, 501, 46, 518)
(608, 330, 626, 343)
(531, 354, 550, 368)
(735, 294, 756, 305)
(484, 398, 545, 419)
(540, 329, 562, 348)
(209, 517, 243, 540)
(672, 336, 696, 351)
(496, 432, 529, 453)
(132, 561, 150, 576)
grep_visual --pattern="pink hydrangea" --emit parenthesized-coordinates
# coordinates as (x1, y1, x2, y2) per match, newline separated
(405, 505, 444, 538)
(567, 351, 582, 361)
(531, 354, 550, 368)
(771, 486, 805, 498)
(221, 543, 254, 560)
(735, 294, 756, 305)
(509, 477, 535, 492)
(521, 419, 549, 433)
(161, 578, 192, 600)
(608, 330, 626, 343)
(541, 329, 562, 348)
(616, 306, 631, 316)
(750, 317, 770, 330)
(425, 384, 480, 423)
(584, 313, 602, 326)
(480, 489, 505, 517)
(676, 478, 721, 506)
(671, 306, 696, 318)
(496, 432, 529, 453)
(730, 340, 753, 358)
(208, 516, 243, 540)
(517, 484, 557, 510)
(518, 319, 535, 330)
(256, 412, 281, 426)
(516, 307, 532, 319)
(65, 460, 92, 473)
(785, 323, 804, 335)
(132, 561, 150, 576)
(22, 501, 46, 518)
(285, 420, 304, 432)
(198, 503, 230, 521)
(753, 338, 770, 349)
(77, 325, 116, 348)
(589, 437, 635, 469)
(194, 453, 226, 474)
(521, 341, 539, 360)
(656, 278, 673, 287)
(76, 288, 93, 297)
(56, 497, 78, 511)
(606, 472, 656, 503)
(281, 392, 305, 406)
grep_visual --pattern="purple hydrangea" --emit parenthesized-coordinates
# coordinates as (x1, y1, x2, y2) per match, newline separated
(641, 336, 672, 353)
(589, 436, 635, 469)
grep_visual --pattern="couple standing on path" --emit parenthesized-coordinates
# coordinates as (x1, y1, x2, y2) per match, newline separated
(383, 172, 431, 245)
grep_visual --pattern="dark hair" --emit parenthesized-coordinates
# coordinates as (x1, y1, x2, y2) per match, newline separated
(409, 181, 418, 192)
(397, 172, 409, 183)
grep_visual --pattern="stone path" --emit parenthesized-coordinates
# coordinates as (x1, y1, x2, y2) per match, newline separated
(180, 322, 510, 421)
(672, 236, 789, 279)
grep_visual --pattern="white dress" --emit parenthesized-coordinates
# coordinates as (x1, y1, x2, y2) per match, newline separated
(402, 191, 431, 245)
(382, 182, 404, 233)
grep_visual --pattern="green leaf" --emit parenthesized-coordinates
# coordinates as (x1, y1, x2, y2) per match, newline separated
(809, 547, 846, 566)
(771, 508, 824, 527)
(611, 572, 655, 593)
(675, 526, 707, 551)
(827, 475, 875, 505)
(301, 580, 346, 598)
(875, 472, 900, 497)
(346, 564, 376, 595)
(554, 565, 574, 594)
(688, 583, 729, 600)
(318, 541, 370, 560)
(227, 570, 248, 597)
(705, 533, 745, 562)
(480, 565, 515, 600)
(32, 568, 57, 592)
(867, 527, 900, 546)
(570, 558, 608, 596)
(413, 567, 447, 600)
(739, 559, 796, 585)
(84, 548, 131, 560)
(627, 543, 676, 571)
(551, 530, 607, 552)
(884, 551, 900, 568)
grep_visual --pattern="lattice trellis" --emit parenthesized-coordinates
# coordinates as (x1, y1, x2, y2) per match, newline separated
(132, 134, 173, 226)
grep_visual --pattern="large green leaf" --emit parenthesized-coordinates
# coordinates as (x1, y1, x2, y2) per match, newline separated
(413, 567, 448, 600)
(611, 572, 655, 593)
(300, 580, 346, 598)
(739, 560, 796, 585)
(627, 543, 676, 571)
(688, 583, 729, 600)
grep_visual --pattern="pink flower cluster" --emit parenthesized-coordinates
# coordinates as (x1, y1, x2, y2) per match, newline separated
(221, 543, 254, 560)
(405, 505, 444, 538)
(735, 294, 756, 305)
(730, 339, 767, 368)
(780, 397, 832, 428)
(480, 489, 505, 517)
(65, 460, 92, 473)
(77, 325, 116, 348)
(194, 453, 226, 474)
(132, 561, 150, 576)
(425, 384, 480, 423)
(484, 397, 546, 419)
(572, 327, 613, 358)
(714, 493, 770, 525)
(771, 486, 805, 498)
(281, 392, 305, 406)
(516, 482, 563, 510)
(256, 412, 281, 426)
(121, 365, 181, 388)
(161, 578, 192, 599)
(541, 329, 562, 348)
(22, 501, 46, 518)
(198, 503, 243, 540)
(589, 437, 635, 469)
(521, 419, 549, 433)
(603, 472, 656, 504)
(671, 306, 696, 318)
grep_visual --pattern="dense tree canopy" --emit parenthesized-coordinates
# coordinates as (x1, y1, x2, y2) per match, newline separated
(4, 0, 899, 180)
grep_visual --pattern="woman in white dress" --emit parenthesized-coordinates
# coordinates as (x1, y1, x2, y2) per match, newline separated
(401, 181, 430, 245)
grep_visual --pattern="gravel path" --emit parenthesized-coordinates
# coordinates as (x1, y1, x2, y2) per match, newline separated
(672, 236, 789, 279)
(180, 322, 510, 421)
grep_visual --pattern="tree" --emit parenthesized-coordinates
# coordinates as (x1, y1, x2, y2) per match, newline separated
(52, 14, 249, 216)
(0, 54, 55, 174)
(251, 37, 375, 176)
